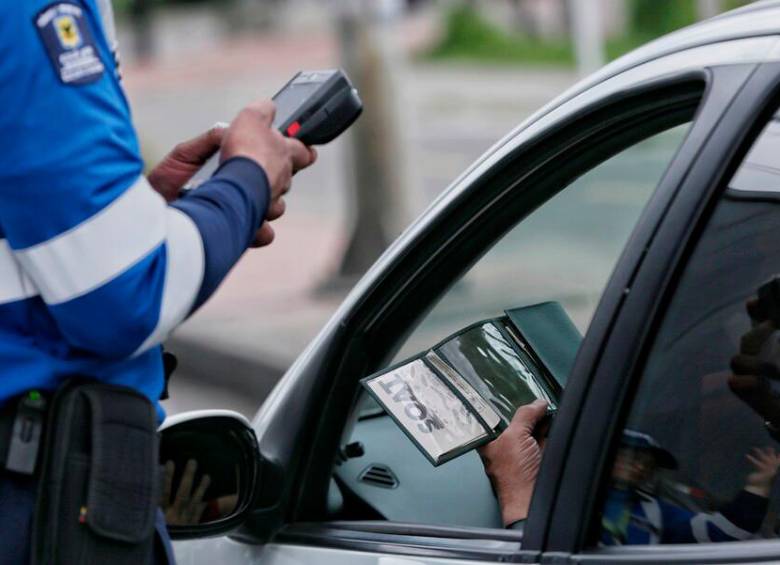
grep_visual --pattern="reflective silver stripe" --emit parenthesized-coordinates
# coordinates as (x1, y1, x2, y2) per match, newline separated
(638, 496, 661, 545)
(133, 207, 204, 355)
(16, 176, 167, 304)
(691, 511, 754, 542)
(95, 0, 118, 56)
(0, 239, 38, 305)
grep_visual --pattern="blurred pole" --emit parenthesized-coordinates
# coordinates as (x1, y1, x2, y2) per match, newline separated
(330, 1, 406, 285)
(130, 0, 154, 64)
(511, 0, 539, 37)
(697, 0, 722, 20)
(231, 0, 277, 30)
(569, 0, 605, 76)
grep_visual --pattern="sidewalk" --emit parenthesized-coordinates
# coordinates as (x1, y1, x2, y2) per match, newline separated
(120, 8, 576, 415)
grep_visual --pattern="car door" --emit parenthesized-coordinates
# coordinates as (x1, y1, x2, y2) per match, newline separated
(171, 42, 779, 565)
(537, 61, 780, 563)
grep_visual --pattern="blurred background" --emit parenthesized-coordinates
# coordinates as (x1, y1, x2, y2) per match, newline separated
(118, 0, 752, 418)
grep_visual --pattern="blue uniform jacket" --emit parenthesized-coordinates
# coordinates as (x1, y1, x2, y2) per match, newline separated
(0, 0, 271, 419)
(601, 487, 768, 545)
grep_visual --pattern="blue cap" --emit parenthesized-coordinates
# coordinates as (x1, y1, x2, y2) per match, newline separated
(621, 429, 678, 469)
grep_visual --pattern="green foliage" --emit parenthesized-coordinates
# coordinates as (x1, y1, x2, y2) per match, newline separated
(607, 0, 755, 60)
(112, 0, 229, 15)
(425, 0, 758, 67)
(724, 0, 754, 10)
(627, 0, 697, 39)
(425, 4, 574, 66)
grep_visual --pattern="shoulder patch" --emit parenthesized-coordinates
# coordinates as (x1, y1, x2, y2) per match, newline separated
(34, 2, 105, 85)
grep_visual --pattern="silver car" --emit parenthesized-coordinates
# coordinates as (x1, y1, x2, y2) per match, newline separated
(164, 2, 780, 563)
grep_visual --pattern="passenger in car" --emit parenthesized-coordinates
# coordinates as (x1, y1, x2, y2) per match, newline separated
(598, 431, 776, 545)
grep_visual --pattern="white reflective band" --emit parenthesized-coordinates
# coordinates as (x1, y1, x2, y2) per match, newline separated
(16, 177, 167, 304)
(638, 496, 661, 545)
(0, 240, 38, 305)
(133, 208, 204, 355)
(95, 0, 118, 54)
(691, 512, 753, 542)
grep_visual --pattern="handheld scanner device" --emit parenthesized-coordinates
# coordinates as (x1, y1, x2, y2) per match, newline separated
(184, 69, 361, 188)
(272, 69, 362, 145)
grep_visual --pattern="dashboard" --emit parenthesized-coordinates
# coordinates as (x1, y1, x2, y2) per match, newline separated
(333, 409, 502, 528)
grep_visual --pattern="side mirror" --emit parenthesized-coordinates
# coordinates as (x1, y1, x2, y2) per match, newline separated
(158, 410, 260, 539)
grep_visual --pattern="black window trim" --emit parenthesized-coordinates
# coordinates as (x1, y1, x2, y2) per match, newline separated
(726, 188, 780, 204)
(542, 61, 780, 561)
(533, 62, 758, 554)
(575, 538, 780, 564)
(269, 72, 716, 562)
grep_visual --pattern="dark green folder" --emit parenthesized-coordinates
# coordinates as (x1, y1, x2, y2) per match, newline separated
(504, 301, 582, 388)
(362, 301, 581, 465)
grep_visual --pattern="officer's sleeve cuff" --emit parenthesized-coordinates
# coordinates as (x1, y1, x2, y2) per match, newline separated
(211, 156, 271, 214)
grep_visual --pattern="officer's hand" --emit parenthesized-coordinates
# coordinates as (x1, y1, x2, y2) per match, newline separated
(148, 125, 226, 202)
(478, 399, 548, 526)
(221, 100, 317, 203)
(251, 192, 294, 247)
(729, 298, 780, 428)
(745, 446, 780, 497)
(162, 459, 211, 526)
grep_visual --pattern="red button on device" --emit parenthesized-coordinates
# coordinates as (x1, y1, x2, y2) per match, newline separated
(286, 121, 301, 137)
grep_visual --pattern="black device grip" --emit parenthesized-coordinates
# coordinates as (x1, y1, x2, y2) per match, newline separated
(293, 88, 363, 145)
(273, 70, 362, 146)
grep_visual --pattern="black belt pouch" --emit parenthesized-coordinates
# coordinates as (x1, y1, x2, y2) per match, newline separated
(31, 381, 159, 565)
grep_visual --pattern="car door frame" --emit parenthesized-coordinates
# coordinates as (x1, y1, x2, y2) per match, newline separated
(255, 76, 705, 564)
(538, 61, 780, 564)
(180, 42, 780, 565)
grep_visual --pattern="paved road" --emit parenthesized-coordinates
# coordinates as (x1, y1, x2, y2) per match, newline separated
(120, 6, 577, 418)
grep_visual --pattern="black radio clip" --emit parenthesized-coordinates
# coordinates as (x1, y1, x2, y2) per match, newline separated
(6, 390, 47, 475)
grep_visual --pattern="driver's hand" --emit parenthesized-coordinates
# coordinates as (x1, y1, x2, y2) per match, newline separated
(478, 399, 548, 526)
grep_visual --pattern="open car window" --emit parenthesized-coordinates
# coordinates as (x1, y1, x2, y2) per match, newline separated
(332, 119, 697, 530)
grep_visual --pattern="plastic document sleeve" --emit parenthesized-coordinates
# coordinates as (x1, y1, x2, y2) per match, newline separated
(362, 353, 502, 466)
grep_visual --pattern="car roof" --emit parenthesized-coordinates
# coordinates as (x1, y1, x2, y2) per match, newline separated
(566, 0, 780, 108)
(442, 1, 780, 208)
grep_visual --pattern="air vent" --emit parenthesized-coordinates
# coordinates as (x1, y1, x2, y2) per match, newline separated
(358, 464, 399, 489)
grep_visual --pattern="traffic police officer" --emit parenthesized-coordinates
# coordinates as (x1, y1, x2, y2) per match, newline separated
(0, 0, 316, 563)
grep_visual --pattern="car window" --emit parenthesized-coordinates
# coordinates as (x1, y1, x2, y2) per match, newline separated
(335, 118, 696, 530)
(394, 124, 690, 361)
(593, 112, 780, 547)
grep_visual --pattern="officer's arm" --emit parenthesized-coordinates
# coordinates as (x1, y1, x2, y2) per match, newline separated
(0, 1, 272, 358)
(672, 491, 767, 543)
(170, 100, 315, 310)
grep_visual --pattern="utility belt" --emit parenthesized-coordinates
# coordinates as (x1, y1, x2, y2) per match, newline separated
(0, 381, 160, 565)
